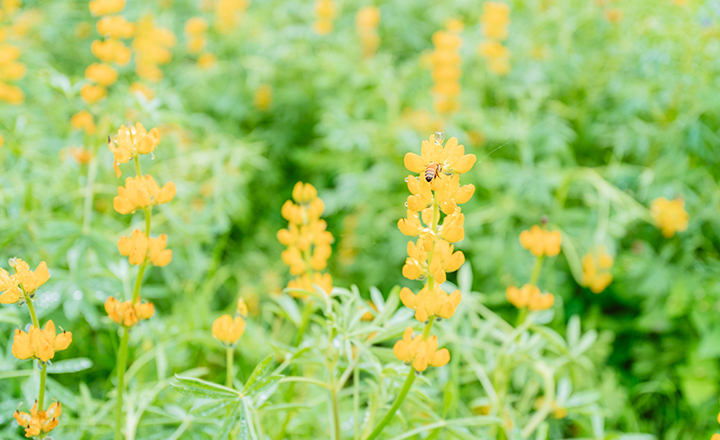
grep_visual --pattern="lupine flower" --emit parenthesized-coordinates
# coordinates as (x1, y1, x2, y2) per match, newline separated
(14, 402, 61, 438)
(133, 15, 176, 82)
(69, 147, 93, 165)
(12, 320, 72, 362)
(96, 15, 134, 38)
(71, 110, 95, 134)
(0, 82, 24, 104)
(0, 61, 25, 80)
(91, 39, 132, 65)
(393, 327, 450, 372)
(581, 247, 613, 293)
(85, 62, 118, 86)
(197, 52, 217, 69)
(108, 122, 161, 176)
(429, 30, 462, 114)
(89, 0, 125, 16)
(104, 297, 155, 327)
(480, 2, 510, 40)
(113, 175, 176, 214)
(185, 17, 208, 54)
(0, 259, 50, 304)
(404, 136, 476, 186)
(254, 84, 273, 111)
(313, 0, 336, 35)
(650, 197, 689, 238)
(402, 238, 464, 284)
(356, 6, 380, 57)
(214, 0, 250, 33)
(519, 225, 562, 257)
(400, 281, 461, 322)
(506, 284, 554, 311)
(212, 314, 245, 344)
(80, 83, 107, 104)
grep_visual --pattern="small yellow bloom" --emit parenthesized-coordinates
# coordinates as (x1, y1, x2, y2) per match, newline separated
(505, 284, 554, 311)
(712, 434, 720, 440)
(0, 61, 26, 81)
(236, 298, 248, 317)
(96, 15, 135, 39)
(12, 320, 72, 362)
(148, 234, 172, 267)
(393, 327, 450, 372)
(0, 44, 21, 64)
(478, 40, 509, 59)
(400, 281, 462, 322)
(480, 1, 511, 40)
(604, 8, 623, 23)
(68, 147, 93, 165)
(197, 52, 217, 69)
(91, 39, 132, 65)
(445, 18, 464, 33)
(109, 122, 162, 176)
(581, 248, 614, 293)
(113, 175, 176, 214)
(212, 314, 245, 344)
(117, 230, 149, 266)
(104, 296, 155, 327)
(71, 110, 95, 134)
(0, 82, 24, 104)
(404, 135, 476, 178)
(89, 0, 125, 16)
(0, 259, 50, 304)
(361, 300, 378, 321)
(0, 133, 3, 148)
(85, 63, 118, 87)
(185, 17, 209, 35)
(14, 402, 61, 438)
(650, 197, 688, 238)
(519, 225, 562, 257)
(254, 84, 273, 111)
(356, 6, 380, 29)
(80, 84, 107, 104)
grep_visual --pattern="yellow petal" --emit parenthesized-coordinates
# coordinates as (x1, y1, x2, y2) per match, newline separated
(403, 153, 425, 173)
(11, 329, 33, 360)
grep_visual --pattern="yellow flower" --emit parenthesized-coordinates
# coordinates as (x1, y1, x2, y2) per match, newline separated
(0, 133, 3, 148)
(130, 81, 155, 100)
(400, 281, 462, 322)
(0, 82, 24, 104)
(402, 238, 464, 284)
(488, 57, 511, 75)
(80, 84, 107, 104)
(69, 147, 93, 165)
(212, 314, 245, 344)
(287, 272, 333, 297)
(519, 225, 562, 257)
(85, 63, 118, 86)
(14, 402, 61, 438)
(505, 284, 554, 311)
(254, 84, 273, 111)
(356, 7, 381, 57)
(237, 298, 248, 318)
(445, 18, 464, 33)
(0, 61, 26, 81)
(117, 230, 148, 265)
(89, 0, 125, 16)
(0, 44, 21, 64)
(71, 110, 95, 134)
(0, 259, 50, 304)
(91, 39, 132, 65)
(108, 122, 161, 176)
(148, 234, 172, 267)
(96, 15, 135, 39)
(133, 15, 176, 71)
(478, 40, 509, 59)
(393, 327, 450, 372)
(403, 135, 476, 179)
(604, 8, 623, 23)
(185, 17, 209, 35)
(12, 320, 72, 362)
(113, 175, 176, 214)
(361, 300, 378, 321)
(581, 248, 613, 293)
(429, 31, 462, 114)
(104, 296, 155, 327)
(650, 197, 688, 238)
(187, 35, 206, 54)
(481, 1, 511, 40)
(197, 52, 217, 69)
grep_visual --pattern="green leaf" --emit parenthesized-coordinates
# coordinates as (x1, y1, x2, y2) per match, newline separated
(46, 358, 93, 374)
(245, 374, 283, 396)
(190, 399, 234, 417)
(242, 355, 274, 394)
(213, 401, 242, 440)
(173, 375, 241, 400)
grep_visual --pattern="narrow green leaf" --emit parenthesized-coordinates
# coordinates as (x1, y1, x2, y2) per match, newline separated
(213, 401, 241, 440)
(190, 399, 234, 417)
(245, 375, 283, 396)
(242, 355, 274, 394)
(46, 358, 93, 374)
(173, 375, 241, 399)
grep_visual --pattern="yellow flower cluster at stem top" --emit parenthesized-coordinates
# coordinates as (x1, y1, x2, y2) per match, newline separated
(506, 225, 560, 311)
(212, 298, 248, 345)
(356, 6, 380, 58)
(313, 0, 336, 35)
(14, 402, 62, 439)
(215, 0, 249, 34)
(277, 182, 334, 297)
(582, 246, 613, 294)
(12, 320, 72, 362)
(650, 196, 689, 238)
(0, 2, 26, 104)
(395, 133, 476, 372)
(478, 1, 511, 75)
(429, 26, 462, 115)
(0, 259, 49, 304)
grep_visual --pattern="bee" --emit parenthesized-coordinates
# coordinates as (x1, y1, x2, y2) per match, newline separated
(424, 162, 443, 182)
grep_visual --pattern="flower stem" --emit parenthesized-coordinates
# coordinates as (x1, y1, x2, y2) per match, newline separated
(131, 262, 148, 304)
(115, 327, 129, 440)
(226, 346, 234, 388)
(529, 255, 545, 287)
(82, 136, 99, 235)
(331, 383, 341, 440)
(38, 363, 47, 409)
(22, 290, 40, 329)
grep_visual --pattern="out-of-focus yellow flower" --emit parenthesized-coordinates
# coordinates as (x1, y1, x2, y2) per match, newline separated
(582, 247, 613, 293)
(113, 175, 176, 214)
(76, 22, 93, 39)
(212, 314, 245, 344)
(117, 230, 148, 266)
(356, 6, 380, 57)
(71, 110, 95, 134)
(148, 234, 172, 267)
(0, 133, 4, 148)
(361, 300, 377, 321)
(105, 296, 155, 327)
(185, 17, 209, 35)
(91, 39, 132, 65)
(197, 52, 217, 69)
(236, 297, 248, 318)
(0, 82, 24, 104)
(80, 84, 107, 104)
(254, 84, 272, 110)
(133, 15, 176, 81)
(478, 40, 509, 59)
(108, 122, 161, 176)
(429, 31, 462, 114)
(481, 1, 510, 40)
(0, 61, 26, 81)
(96, 15, 134, 39)
(445, 18, 464, 33)
(130, 82, 155, 100)
(393, 327, 450, 372)
(14, 402, 61, 439)
(402, 108, 443, 135)
(604, 8, 623, 23)
(12, 320, 72, 362)
(214, 0, 249, 33)
(313, 0, 336, 35)
(506, 284, 554, 311)
(650, 197, 688, 238)
(89, 0, 125, 16)
(69, 147, 93, 165)
(519, 225, 562, 257)
(2, 0, 21, 16)
(0, 259, 50, 304)
(85, 63, 118, 86)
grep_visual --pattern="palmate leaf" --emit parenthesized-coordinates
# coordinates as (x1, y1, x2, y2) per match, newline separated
(173, 375, 241, 400)
(190, 399, 235, 417)
(242, 355, 274, 394)
(245, 375, 283, 397)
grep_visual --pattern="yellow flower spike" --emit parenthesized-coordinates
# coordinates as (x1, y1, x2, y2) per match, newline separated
(292, 182, 318, 204)
(198, 52, 217, 69)
(506, 284, 553, 311)
(519, 225, 562, 257)
(80, 84, 107, 104)
(650, 197, 689, 238)
(113, 175, 176, 214)
(12, 320, 72, 362)
(104, 296, 155, 327)
(96, 15, 135, 39)
(148, 234, 172, 267)
(0, 45, 21, 64)
(212, 314, 245, 344)
(71, 110, 95, 134)
(236, 298, 248, 318)
(281, 200, 303, 224)
(393, 327, 421, 364)
(91, 39, 132, 65)
(85, 61, 120, 87)
(481, 1, 511, 40)
(393, 328, 450, 372)
(184, 17, 209, 35)
(581, 248, 614, 294)
(14, 401, 62, 438)
(0, 61, 26, 81)
(89, 0, 125, 16)
(117, 229, 149, 266)
(439, 209, 464, 243)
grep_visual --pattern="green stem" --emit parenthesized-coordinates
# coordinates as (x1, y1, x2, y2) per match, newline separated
(82, 136, 99, 235)
(38, 363, 47, 409)
(226, 346, 234, 388)
(22, 290, 40, 329)
(133, 155, 142, 177)
(115, 328, 130, 440)
(131, 262, 147, 304)
(331, 383, 341, 440)
(529, 255, 544, 287)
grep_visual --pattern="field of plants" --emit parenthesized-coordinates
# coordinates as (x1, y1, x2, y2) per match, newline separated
(0, 0, 719, 439)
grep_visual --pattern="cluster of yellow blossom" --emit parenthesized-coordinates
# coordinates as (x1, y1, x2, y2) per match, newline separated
(429, 27, 462, 115)
(12, 320, 72, 362)
(185, 16, 208, 55)
(104, 296, 155, 327)
(395, 134, 476, 372)
(132, 15, 176, 83)
(478, 1, 511, 75)
(83, 0, 132, 104)
(650, 197, 689, 238)
(14, 402, 61, 439)
(212, 298, 248, 344)
(0, 2, 26, 104)
(313, 0, 336, 35)
(582, 247, 613, 293)
(277, 182, 334, 297)
(254, 84, 272, 110)
(0, 259, 49, 304)
(214, 0, 249, 34)
(108, 122, 161, 177)
(118, 229, 172, 267)
(506, 225, 560, 311)
(356, 7, 380, 58)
